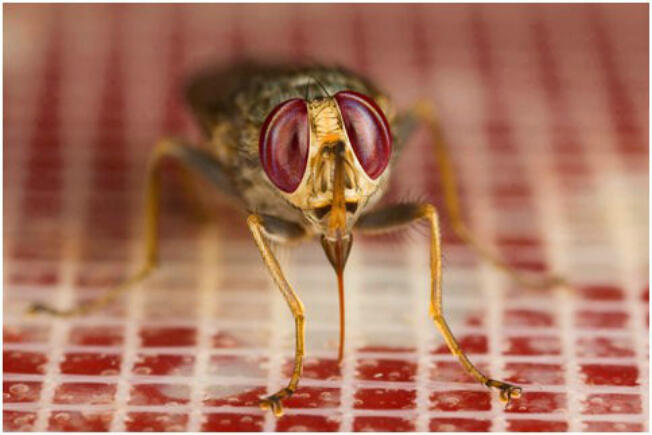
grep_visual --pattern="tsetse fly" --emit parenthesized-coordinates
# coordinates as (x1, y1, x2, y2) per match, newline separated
(30, 64, 567, 416)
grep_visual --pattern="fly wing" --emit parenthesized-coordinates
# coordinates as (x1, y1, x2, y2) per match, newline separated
(185, 62, 278, 171)
(184, 62, 261, 136)
(391, 110, 419, 166)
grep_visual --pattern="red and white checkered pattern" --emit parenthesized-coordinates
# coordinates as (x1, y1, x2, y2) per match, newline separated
(4, 4, 648, 432)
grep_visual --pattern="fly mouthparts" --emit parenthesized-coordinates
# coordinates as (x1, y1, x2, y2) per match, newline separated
(312, 201, 358, 221)
(320, 234, 353, 273)
(313, 205, 331, 220)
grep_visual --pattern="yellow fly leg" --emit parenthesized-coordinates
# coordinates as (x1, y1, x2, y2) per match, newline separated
(356, 203, 522, 405)
(398, 102, 568, 291)
(28, 138, 237, 317)
(247, 214, 306, 417)
(175, 163, 212, 222)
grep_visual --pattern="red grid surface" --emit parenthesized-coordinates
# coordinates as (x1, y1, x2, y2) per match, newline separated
(3, 4, 649, 432)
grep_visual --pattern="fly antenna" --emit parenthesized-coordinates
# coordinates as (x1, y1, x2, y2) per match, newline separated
(310, 73, 332, 98)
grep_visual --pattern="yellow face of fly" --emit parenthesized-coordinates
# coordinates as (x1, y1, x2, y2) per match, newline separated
(279, 97, 389, 238)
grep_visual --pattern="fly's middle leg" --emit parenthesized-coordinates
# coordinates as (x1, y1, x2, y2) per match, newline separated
(28, 138, 235, 317)
(176, 164, 212, 222)
(396, 102, 570, 292)
(356, 202, 522, 406)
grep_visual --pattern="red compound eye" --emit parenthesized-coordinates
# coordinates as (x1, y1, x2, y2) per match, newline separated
(335, 91, 392, 179)
(259, 99, 310, 193)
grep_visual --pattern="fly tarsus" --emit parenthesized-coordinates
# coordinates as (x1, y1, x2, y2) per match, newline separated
(259, 387, 294, 417)
(486, 379, 522, 408)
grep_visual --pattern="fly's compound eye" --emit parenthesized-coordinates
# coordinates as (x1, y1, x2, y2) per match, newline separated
(259, 98, 310, 193)
(335, 90, 392, 179)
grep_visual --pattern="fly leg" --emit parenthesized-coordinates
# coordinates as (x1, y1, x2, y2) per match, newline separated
(28, 138, 238, 317)
(396, 102, 568, 291)
(356, 203, 522, 406)
(247, 214, 306, 417)
(176, 164, 211, 222)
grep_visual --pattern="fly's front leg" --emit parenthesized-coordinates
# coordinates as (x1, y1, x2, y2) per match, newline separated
(247, 214, 306, 417)
(397, 102, 568, 291)
(28, 138, 237, 317)
(356, 203, 522, 405)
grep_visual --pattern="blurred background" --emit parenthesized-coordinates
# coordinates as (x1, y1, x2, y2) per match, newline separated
(3, 3, 648, 432)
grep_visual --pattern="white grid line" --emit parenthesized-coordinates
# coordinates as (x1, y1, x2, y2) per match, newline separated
(4, 343, 644, 365)
(411, 10, 435, 432)
(108, 237, 146, 431)
(186, 227, 220, 431)
(20, 36, 57, 435)
(2, 371, 644, 394)
(469, 9, 508, 432)
(5, 401, 648, 423)
(105, 20, 147, 432)
(521, 11, 581, 432)
(412, 242, 431, 432)
(8, 288, 642, 317)
(31, 20, 84, 432)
